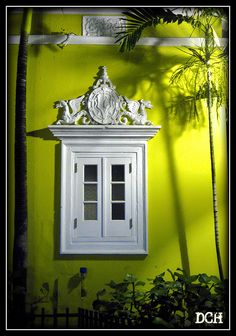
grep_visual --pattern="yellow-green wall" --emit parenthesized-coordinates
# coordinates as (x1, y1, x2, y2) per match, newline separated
(8, 9, 228, 312)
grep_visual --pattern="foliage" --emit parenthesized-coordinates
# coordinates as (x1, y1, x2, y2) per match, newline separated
(168, 9, 228, 283)
(93, 269, 228, 329)
(115, 7, 228, 52)
(30, 280, 59, 313)
(115, 7, 228, 283)
(168, 46, 228, 123)
(169, 10, 228, 121)
(29, 273, 83, 314)
(115, 8, 192, 52)
(115, 7, 228, 117)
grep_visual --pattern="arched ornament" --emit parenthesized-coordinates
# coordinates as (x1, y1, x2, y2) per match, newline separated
(53, 66, 153, 126)
(87, 86, 122, 124)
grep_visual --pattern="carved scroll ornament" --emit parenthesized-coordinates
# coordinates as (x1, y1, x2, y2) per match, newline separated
(53, 66, 153, 126)
(82, 16, 125, 37)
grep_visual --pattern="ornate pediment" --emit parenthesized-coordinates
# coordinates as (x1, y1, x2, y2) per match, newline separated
(53, 66, 153, 126)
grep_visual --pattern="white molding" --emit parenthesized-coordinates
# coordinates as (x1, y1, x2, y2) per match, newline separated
(48, 125, 161, 141)
(7, 34, 228, 47)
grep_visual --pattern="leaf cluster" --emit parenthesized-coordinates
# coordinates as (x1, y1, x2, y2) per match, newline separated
(115, 8, 191, 52)
(116, 7, 228, 53)
(93, 268, 228, 329)
(30, 279, 59, 312)
(169, 43, 228, 120)
(115, 7, 229, 121)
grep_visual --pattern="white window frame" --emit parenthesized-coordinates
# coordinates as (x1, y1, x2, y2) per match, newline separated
(49, 125, 160, 254)
(72, 154, 135, 241)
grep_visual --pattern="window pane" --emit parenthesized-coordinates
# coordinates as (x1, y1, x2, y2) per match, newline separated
(84, 203, 97, 220)
(84, 165, 97, 182)
(84, 184, 97, 201)
(112, 203, 125, 220)
(112, 184, 125, 201)
(112, 165, 124, 181)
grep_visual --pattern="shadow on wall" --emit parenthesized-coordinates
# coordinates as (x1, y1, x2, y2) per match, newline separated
(111, 46, 208, 275)
(27, 128, 55, 140)
(29, 11, 62, 55)
(113, 46, 206, 134)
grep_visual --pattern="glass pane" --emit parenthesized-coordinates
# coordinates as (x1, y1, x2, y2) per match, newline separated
(84, 184, 97, 201)
(112, 203, 125, 220)
(112, 184, 125, 201)
(112, 165, 124, 181)
(84, 165, 97, 182)
(84, 203, 97, 220)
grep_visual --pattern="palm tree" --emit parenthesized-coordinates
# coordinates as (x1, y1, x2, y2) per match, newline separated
(115, 7, 228, 281)
(169, 12, 228, 282)
(11, 7, 32, 326)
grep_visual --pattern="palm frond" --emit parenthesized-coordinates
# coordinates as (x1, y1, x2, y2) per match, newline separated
(122, 8, 158, 23)
(115, 7, 186, 52)
(169, 58, 201, 84)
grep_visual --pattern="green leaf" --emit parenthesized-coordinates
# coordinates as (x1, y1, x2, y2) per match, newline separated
(210, 275, 220, 283)
(189, 275, 199, 283)
(172, 281, 182, 289)
(199, 273, 211, 283)
(124, 273, 137, 283)
(176, 268, 187, 276)
(135, 281, 145, 286)
(198, 286, 211, 298)
(152, 316, 170, 327)
(106, 280, 117, 288)
(167, 269, 175, 281)
(174, 272, 184, 281)
(97, 288, 106, 298)
(112, 282, 129, 293)
(151, 287, 168, 296)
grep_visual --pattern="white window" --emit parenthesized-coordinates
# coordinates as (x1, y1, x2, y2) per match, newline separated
(49, 126, 160, 254)
(73, 156, 133, 240)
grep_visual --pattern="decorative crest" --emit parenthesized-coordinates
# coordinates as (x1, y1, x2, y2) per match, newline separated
(83, 16, 125, 37)
(53, 66, 153, 126)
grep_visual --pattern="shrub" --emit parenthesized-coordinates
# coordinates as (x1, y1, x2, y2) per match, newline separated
(92, 268, 228, 329)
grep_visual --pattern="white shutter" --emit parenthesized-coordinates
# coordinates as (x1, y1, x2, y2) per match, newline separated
(104, 157, 133, 237)
(73, 157, 102, 239)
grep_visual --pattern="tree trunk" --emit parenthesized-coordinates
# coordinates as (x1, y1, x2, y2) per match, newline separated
(206, 64, 224, 282)
(12, 8, 32, 327)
